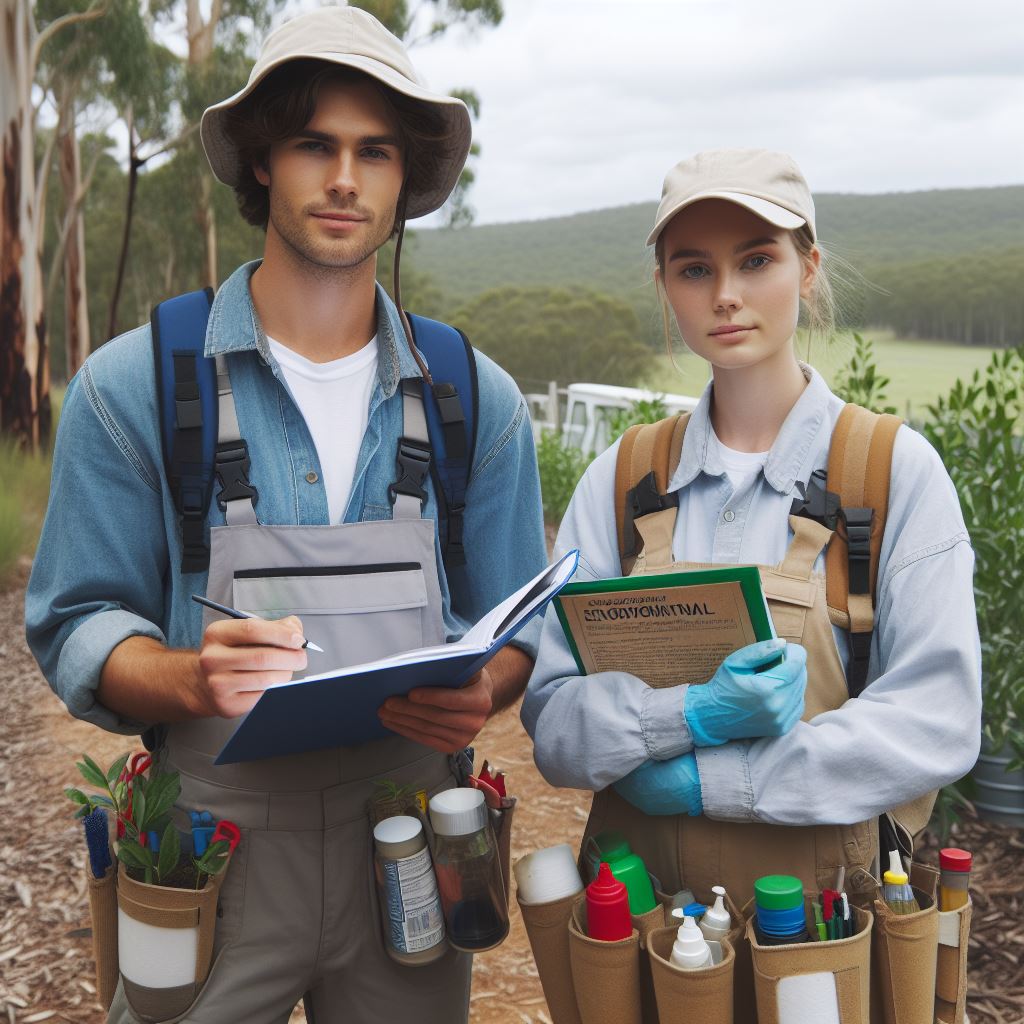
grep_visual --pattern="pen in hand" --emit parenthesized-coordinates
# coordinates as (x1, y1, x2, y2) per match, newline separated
(191, 594, 325, 653)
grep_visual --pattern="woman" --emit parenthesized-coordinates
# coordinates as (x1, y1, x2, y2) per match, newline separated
(521, 149, 981, 912)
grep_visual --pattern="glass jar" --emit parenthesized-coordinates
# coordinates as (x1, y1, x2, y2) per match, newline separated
(428, 788, 509, 952)
(372, 815, 446, 965)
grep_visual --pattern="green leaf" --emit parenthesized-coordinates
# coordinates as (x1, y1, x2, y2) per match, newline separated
(157, 823, 181, 882)
(116, 840, 153, 871)
(77, 756, 107, 789)
(132, 787, 147, 831)
(65, 787, 90, 806)
(106, 752, 131, 785)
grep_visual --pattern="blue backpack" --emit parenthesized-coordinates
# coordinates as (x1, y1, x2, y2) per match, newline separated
(151, 288, 478, 575)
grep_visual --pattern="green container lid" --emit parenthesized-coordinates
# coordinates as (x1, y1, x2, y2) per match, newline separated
(594, 830, 632, 863)
(754, 875, 804, 911)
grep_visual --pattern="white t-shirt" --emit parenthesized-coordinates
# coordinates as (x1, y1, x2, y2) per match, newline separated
(709, 429, 770, 492)
(267, 335, 378, 524)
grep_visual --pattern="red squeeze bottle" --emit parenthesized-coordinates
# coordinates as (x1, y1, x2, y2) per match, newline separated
(586, 862, 632, 941)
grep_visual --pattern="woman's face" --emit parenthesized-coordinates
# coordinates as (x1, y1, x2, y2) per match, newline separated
(657, 199, 818, 372)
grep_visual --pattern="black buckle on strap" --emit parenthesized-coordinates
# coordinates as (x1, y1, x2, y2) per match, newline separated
(215, 440, 259, 510)
(622, 472, 678, 559)
(839, 506, 873, 594)
(389, 438, 431, 505)
(790, 469, 840, 529)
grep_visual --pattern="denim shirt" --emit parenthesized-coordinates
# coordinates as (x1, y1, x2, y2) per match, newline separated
(522, 366, 982, 826)
(26, 261, 547, 733)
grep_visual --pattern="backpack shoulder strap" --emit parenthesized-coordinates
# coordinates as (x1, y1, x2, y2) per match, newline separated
(614, 413, 689, 574)
(407, 313, 478, 570)
(824, 403, 902, 695)
(151, 288, 217, 574)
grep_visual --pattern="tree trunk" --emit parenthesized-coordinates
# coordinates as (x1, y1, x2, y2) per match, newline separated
(58, 91, 90, 378)
(198, 168, 217, 288)
(1, 0, 46, 448)
(107, 114, 138, 341)
(188, 0, 219, 290)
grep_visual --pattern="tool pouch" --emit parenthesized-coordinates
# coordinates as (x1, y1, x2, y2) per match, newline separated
(568, 894, 642, 1024)
(517, 890, 583, 1024)
(632, 899, 669, 1024)
(731, 896, 758, 1024)
(87, 863, 119, 1010)
(934, 897, 971, 1024)
(746, 903, 873, 1024)
(115, 863, 228, 1022)
(872, 865, 939, 1024)
(493, 797, 516, 906)
(646, 926, 735, 1024)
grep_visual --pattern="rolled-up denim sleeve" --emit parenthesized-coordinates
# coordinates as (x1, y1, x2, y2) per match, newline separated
(25, 363, 168, 734)
(521, 441, 694, 791)
(448, 352, 548, 658)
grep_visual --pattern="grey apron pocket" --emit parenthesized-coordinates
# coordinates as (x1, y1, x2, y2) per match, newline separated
(232, 562, 428, 668)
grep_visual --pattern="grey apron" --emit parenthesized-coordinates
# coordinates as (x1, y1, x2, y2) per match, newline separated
(108, 358, 471, 1024)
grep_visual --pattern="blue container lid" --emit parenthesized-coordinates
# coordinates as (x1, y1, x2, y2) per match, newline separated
(683, 902, 707, 918)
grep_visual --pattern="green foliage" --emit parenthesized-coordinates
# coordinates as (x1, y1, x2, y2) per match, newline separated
(606, 398, 670, 439)
(830, 334, 898, 415)
(929, 780, 975, 844)
(924, 347, 1024, 770)
(453, 286, 654, 393)
(0, 438, 55, 587)
(536, 430, 592, 526)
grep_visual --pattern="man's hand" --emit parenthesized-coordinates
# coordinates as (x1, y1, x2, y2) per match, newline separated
(192, 614, 308, 719)
(378, 668, 495, 753)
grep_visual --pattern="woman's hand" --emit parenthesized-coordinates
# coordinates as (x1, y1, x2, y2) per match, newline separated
(613, 753, 703, 816)
(684, 639, 807, 746)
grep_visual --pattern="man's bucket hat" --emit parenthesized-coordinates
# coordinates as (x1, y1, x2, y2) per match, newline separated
(200, 6, 472, 219)
(647, 149, 816, 247)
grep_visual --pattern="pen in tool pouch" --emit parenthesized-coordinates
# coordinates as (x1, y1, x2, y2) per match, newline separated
(191, 594, 324, 652)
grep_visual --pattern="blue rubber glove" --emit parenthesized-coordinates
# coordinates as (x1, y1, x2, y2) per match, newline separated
(613, 753, 703, 816)
(684, 638, 807, 747)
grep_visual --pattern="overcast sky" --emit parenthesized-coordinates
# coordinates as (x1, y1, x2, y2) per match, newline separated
(388, 0, 1024, 226)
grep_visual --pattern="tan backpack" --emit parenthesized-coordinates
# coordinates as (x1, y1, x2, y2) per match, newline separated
(613, 403, 903, 697)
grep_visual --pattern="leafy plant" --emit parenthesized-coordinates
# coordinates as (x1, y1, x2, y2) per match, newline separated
(831, 333, 898, 415)
(65, 751, 231, 887)
(606, 397, 669, 439)
(924, 347, 1024, 771)
(536, 429, 593, 526)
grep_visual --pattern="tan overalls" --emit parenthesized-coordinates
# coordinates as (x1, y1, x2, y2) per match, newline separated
(106, 361, 471, 1024)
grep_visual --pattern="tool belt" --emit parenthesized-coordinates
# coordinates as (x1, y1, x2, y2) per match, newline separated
(516, 862, 971, 1024)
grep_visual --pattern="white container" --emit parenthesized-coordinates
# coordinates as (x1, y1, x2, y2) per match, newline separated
(513, 845, 584, 905)
(670, 915, 713, 970)
(699, 885, 732, 942)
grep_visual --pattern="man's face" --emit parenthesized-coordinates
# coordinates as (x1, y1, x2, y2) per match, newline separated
(254, 78, 405, 270)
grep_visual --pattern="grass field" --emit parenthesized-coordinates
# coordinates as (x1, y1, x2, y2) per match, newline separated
(638, 330, 1001, 420)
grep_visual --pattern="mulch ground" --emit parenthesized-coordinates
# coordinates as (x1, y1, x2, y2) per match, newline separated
(2, 563, 1021, 1023)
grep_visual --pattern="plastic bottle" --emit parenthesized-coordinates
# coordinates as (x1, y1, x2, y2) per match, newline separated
(585, 862, 632, 941)
(939, 848, 971, 912)
(669, 915, 713, 970)
(699, 885, 732, 942)
(429, 788, 509, 951)
(372, 815, 446, 965)
(753, 875, 809, 946)
(583, 831, 656, 914)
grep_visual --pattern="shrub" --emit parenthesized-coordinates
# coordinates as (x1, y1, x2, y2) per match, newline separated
(536, 429, 592, 527)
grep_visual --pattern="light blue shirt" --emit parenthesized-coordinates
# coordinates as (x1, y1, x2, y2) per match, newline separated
(522, 366, 982, 826)
(26, 261, 547, 733)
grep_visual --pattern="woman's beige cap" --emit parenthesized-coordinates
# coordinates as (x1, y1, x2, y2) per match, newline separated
(647, 149, 815, 246)
(200, 6, 472, 219)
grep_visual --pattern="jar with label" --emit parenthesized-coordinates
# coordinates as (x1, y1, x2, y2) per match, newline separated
(372, 815, 446, 965)
(428, 788, 509, 952)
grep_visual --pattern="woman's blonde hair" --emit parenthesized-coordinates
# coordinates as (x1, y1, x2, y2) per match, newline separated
(653, 223, 839, 362)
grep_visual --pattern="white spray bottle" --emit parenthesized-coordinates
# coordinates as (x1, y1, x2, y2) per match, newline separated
(669, 915, 712, 970)
(699, 885, 732, 942)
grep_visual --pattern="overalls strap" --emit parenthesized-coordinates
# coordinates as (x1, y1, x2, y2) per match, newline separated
(214, 354, 258, 527)
(391, 378, 433, 520)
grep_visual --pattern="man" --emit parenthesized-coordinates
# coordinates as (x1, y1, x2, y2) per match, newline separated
(26, 8, 547, 1022)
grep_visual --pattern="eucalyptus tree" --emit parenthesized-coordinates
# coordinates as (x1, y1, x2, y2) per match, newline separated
(1, 0, 103, 448)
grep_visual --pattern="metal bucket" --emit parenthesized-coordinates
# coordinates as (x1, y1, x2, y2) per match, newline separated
(973, 743, 1024, 827)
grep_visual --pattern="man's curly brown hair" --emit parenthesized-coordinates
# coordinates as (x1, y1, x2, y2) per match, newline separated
(220, 60, 455, 232)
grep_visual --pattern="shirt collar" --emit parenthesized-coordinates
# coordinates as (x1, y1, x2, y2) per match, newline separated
(204, 260, 423, 398)
(669, 363, 834, 496)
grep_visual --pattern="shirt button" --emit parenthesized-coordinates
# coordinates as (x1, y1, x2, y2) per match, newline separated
(723, 510, 736, 523)
(305, 471, 319, 484)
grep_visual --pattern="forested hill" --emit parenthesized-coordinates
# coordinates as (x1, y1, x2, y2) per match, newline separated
(404, 186, 1024, 346)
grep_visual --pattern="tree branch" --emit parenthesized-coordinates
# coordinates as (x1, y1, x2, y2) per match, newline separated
(31, 1, 108, 79)
(137, 120, 199, 165)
